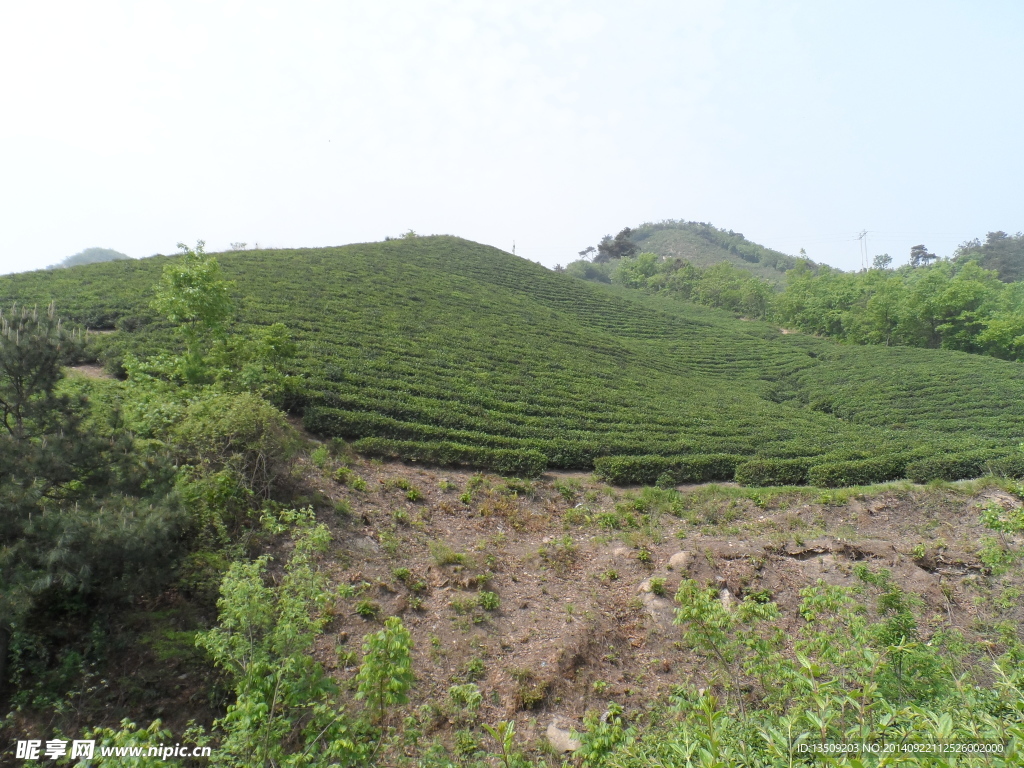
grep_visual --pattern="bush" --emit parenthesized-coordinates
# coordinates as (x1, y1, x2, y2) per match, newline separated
(734, 458, 811, 487)
(594, 455, 670, 485)
(594, 453, 741, 486)
(904, 450, 1004, 483)
(350, 437, 546, 477)
(807, 455, 907, 488)
(172, 392, 298, 498)
(989, 453, 1024, 479)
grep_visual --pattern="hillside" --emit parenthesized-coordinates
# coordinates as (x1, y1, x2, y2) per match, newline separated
(3, 236, 1024, 485)
(627, 221, 805, 285)
(3, 239, 1024, 765)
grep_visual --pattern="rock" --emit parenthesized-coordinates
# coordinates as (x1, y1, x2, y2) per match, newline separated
(352, 537, 380, 553)
(668, 551, 692, 570)
(642, 593, 676, 627)
(719, 588, 733, 611)
(637, 579, 652, 593)
(546, 719, 581, 753)
(612, 546, 630, 557)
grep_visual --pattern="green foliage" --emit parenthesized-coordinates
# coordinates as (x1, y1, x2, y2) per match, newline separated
(807, 455, 907, 487)
(0, 303, 183, 688)
(595, 454, 741, 486)
(904, 450, 1004, 483)
(577, 702, 634, 766)
(478, 591, 500, 611)
(151, 241, 235, 384)
(172, 391, 298, 501)
(10, 238, 1024, 486)
(196, 513, 368, 767)
(356, 616, 415, 724)
(735, 458, 811, 487)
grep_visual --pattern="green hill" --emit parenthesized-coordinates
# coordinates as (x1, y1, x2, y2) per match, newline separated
(628, 220, 805, 285)
(3, 236, 1024, 484)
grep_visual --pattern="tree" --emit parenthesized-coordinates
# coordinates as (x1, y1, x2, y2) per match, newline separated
(909, 244, 937, 268)
(0, 304, 181, 690)
(872, 253, 893, 269)
(593, 228, 640, 263)
(578, 246, 596, 260)
(152, 241, 235, 383)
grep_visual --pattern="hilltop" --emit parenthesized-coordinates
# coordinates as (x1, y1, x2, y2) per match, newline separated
(575, 221, 806, 285)
(3, 236, 1024, 487)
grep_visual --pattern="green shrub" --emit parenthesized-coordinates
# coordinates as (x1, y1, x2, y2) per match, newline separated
(807, 455, 906, 487)
(905, 450, 1003, 483)
(734, 458, 811, 487)
(594, 453, 742, 486)
(350, 437, 546, 478)
(172, 392, 297, 499)
(989, 453, 1024, 479)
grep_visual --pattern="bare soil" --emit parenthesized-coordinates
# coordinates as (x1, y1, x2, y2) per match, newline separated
(311, 454, 1024, 753)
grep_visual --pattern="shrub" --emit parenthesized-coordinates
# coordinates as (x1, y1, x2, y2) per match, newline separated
(734, 458, 811, 487)
(905, 450, 1003, 483)
(989, 453, 1024, 479)
(807, 455, 907, 487)
(479, 591, 500, 611)
(172, 392, 297, 498)
(594, 453, 742, 486)
(349, 437, 546, 478)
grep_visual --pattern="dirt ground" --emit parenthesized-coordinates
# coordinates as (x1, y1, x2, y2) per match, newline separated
(309, 452, 1024, 754)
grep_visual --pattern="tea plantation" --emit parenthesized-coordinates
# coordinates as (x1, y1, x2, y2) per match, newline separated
(4, 236, 1024, 484)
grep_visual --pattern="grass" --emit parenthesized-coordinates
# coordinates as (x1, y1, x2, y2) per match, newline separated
(6, 236, 1024, 483)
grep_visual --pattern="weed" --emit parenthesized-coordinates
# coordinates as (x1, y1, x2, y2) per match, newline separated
(592, 680, 609, 694)
(649, 577, 668, 597)
(555, 478, 582, 503)
(429, 540, 467, 566)
(355, 600, 380, 619)
(600, 570, 619, 583)
(378, 530, 400, 557)
(310, 445, 330, 468)
(462, 657, 487, 682)
(479, 591, 501, 611)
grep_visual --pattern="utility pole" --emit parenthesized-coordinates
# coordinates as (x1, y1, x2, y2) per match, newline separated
(856, 230, 868, 270)
(512, 240, 516, 256)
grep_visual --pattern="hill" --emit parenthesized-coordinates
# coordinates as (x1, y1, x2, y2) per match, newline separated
(3, 236, 1024, 485)
(47, 246, 131, 270)
(627, 220, 805, 285)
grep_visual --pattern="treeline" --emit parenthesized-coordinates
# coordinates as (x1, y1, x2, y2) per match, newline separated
(567, 233, 1024, 362)
(776, 258, 1024, 359)
(566, 253, 775, 319)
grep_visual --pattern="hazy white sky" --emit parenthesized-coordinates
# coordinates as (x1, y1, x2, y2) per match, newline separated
(2, 1, 1022, 274)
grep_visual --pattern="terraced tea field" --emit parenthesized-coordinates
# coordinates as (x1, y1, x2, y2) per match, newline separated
(4, 236, 1024, 482)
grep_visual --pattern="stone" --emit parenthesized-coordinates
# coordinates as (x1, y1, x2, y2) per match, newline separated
(642, 593, 676, 627)
(667, 551, 692, 570)
(546, 719, 581, 753)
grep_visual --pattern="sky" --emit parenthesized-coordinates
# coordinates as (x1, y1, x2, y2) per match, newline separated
(2, 0, 1023, 275)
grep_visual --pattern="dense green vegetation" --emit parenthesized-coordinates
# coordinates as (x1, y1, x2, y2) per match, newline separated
(6, 237, 1024, 486)
(571, 228, 1024, 367)
(956, 231, 1024, 282)
(2, 243, 1024, 766)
